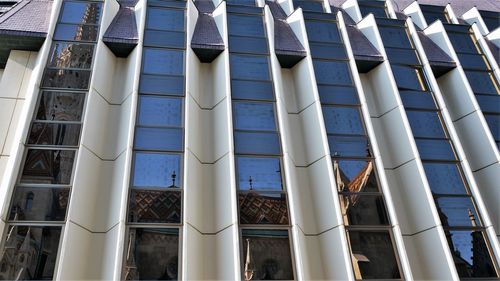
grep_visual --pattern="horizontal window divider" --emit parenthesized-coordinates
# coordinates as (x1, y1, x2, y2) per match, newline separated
(338, 191, 384, 196)
(238, 190, 286, 193)
(131, 187, 182, 192)
(344, 225, 394, 230)
(24, 146, 78, 151)
(231, 79, 273, 84)
(312, 57, 351, 63)
(45, 66, 92, 72)
(234, 129, 279, 134)
(126, 223, 183, 228)
(327, 133, 370, 138)
(239, 225, 291, 229)
(26, 144, 80, 149)
(6, 222, 65, 227)
(235, 152, 283, 157)
(145, 27, 186, 33)
(15, 184, 72, 189)
(330, 155, 376, 160)
(413, 136, 452, 141)
(135, 125, 184, 130)
(31, 120, 83, 125)
(39, 86, 90, 91)
(442, 226, 488, 231)
(132, 147, 184, 154)
(229, 34, 267, 40)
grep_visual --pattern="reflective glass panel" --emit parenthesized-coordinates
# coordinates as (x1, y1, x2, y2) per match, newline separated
(386, 48, 419, 65)
(406, 110, 446, 138)
(231, 80, 274, 101)
(313, 60, 352, 86)
(318, 85, 359, 105)
(399, 90, 436, 110)
(322, 106, 365, 135)
(446, 32, 478, 54)
(149, 0, 186, 8)
(391, 65, 426, 91)
(328, 135, 371, 157)
(359, 5, 387, 18)
(435, 196, 480, 227)
(457, 53, 489, 71)
(309, 42, 348, 60)
(378, 26, 411, 49)
(476, 95, 500, 113)
(139, 74, 185, 96)
(21, 149, 76, 185)
(60, 2, 101, 24)
(229, 36, 268, 54)
(42, 69, 91, 89)
(53, 24, 99, 42)
(239, 192, 289, 225)
(128, 190, 181, 223)
(143, 49, 184, 76)
(340, 194, 389, 226)
(230, 54, 270, 81)
(28, 123, 81, 147)
(294, 1, 324, 12)
(138, 96, 182, 127)
(422, 162, 468, 195)
(447, 230, 498, 278)
(134, 127, 183, 152)
(241, 229, 294, 280)
(233, 102, 276, 131)
(132, 153, 181, 188)
(305, 21, 341, 43)
(48, 43, 94, 69)
(464, 71, 498, 95)
(122, 228, 179, 280)
(415, 139, 456, 161)
(228, 15, 265, 37)
(147, 8, 184, 31)
(9, 187, 69, 221)
(332, 159, 379, 193)
(346, 230, 401, 279)
(237, 157, 283, 191)
(144, 30, 185, 49)
(0, 226, 62, 280)
(234, 131, 281, 155)
(36, 91, 85, 121)
(484, 114, 500, 141)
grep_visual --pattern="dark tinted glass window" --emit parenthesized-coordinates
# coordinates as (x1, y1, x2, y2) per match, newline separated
(233, 102, 276, 131)
(294, 0, 324, 12)
(446, 32, 477, 54)
(230, 54, 270, 81)
(378, 26, 411, 49)
(234, 131, 281, 155)
(399, 90, 436, 110)
(147, 8, 184, 31)
(123, 228, 179, 280)
(386, 48, 419, 65)
(406, 110, 446, 138)
(42, 69, 91, 89)
(231, 80, 274, 101)
(144, 30, 185, 49)
(138, 96, 182, 127)
(332, 159, 380, 193)
(139, 74, 185, 96)
(143, 49, 184, 76)
(229, 36, 268, 54)
(314, 61, 352, 86)
(128, 190, 181, 223)
(391, 65, 426, 91)
(48, 43, 94, 69)
(60, 2, 101, 24)
(422, 163, 468, 195)
(340, 194, 390, 226)
(309, 42, 348, 60)
(305, 21, 341, 43)
(36, 91, 85, 121)
(415, 139, 456, 161)
(346, 230, 401, 279)
(484, 114, 500, 140)
(359, 5, 387, 18)
(237, 157, 283, 191)
(9, 187, 69, 221)
(132, 152, 182, 188)
(457, 53, 489, 70)
(318, 85, 359, 105)
(435, 197, 480, 227)
(328, 135, 371, 157)
(28, 123, 81, 146)
(21, 149, 76, 185)
(149, 0, 187, 8)
(0, 226, 62, 280)
(464, 71, 498, 95)
(322, 106, 364, 135)
(134, 127, 183, 151)
(475, 94, 500, 113)
(447, 230, 498, 278)
(239, 192, 289, 224)
(241, 229, 294, 280)
(228, 14, 265, 37)
(53, 24, 99, 42)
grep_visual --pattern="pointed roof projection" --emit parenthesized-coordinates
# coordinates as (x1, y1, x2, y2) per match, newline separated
(267, 0, 307, 68)
(190, 0, 224, 63)
(417, 31, 456, 77)
(103, 0, 139, 58)
(345, 25, 384, 72)
(0, 0, 51, 68)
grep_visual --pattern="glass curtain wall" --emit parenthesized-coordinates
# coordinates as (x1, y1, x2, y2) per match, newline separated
(444, 24, 500, 150)
(357, 0, 389, 19)
(122, 0, 186, 280)
(377, 19, 500, 278)
(296, 3, 403, 279)
(0, 1, 102, 279)
(419, 4, 451, 25)
(227, 1, 295, 280)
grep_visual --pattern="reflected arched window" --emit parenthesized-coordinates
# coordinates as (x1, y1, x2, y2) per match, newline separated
(25, 192, 34, 211)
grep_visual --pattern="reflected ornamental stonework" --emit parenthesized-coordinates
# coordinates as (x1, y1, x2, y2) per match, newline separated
(239, 192, 289, 225)
(128, 190, 181, 224)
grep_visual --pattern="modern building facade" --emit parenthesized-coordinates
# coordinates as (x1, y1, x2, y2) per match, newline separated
(0, 0, 498, 280)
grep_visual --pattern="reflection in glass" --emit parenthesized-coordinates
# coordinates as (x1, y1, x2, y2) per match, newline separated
(422, 163, 468, 195)
(229, 36, 269, 55)
(144, 30, 185, 49)
(340, 194, 389, 226)
(9, 187, 69, 221)
(239, 192, 288, 225)
(347, 230, 401, 279)
(435, 197, 481, 227)
(0, 226, 62, 279)
(332, 160, 379, 193)
(415, 139, 455, 161)
(322, 106, 364, 135)
(138, 96, 182, 127)
(309, 42, 348, 60)
(122, 228, 179, 280)
(484, 114, 500, 141)
(328, 135, 371, 157)
(234, 131, 281, 155)
(230, 54, 270, 81)
(53, 24, 99, 42)
(36, 91, 85, 121)
(391, 65, 426, 91)
(358, 5, 388, 18)
(233, 102, 276, 131)
(231, 80, 274, 101)
(399, 90, 436, 110)
(21, 149, 76, 185)
(28, 123, 81, 147)
(228, 14, 265, 37)
(48, 43, 94, 69)
(378, 26, 411, 49)
(464, 71, 499, 95)
(147, 8, 184, 31)
(241, 229, 294, 280)
(406, 110, 446, 138)
(318, 85, 359, 105)
(128, 190, 181, 223)
(237, 157, 282, 191)
(313, 60, 352, 86)
(139, 74, 185, 96)
(446, 230, 498, 278)
(386, 48, 419, 65)
(134, 127, 183, 152)
(305, 21, 340, 43)
(132, 153, 181, 188)
(42, 69, 91, 89)
(60, 2, 101, 24)
(143, 49, 184, 76)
